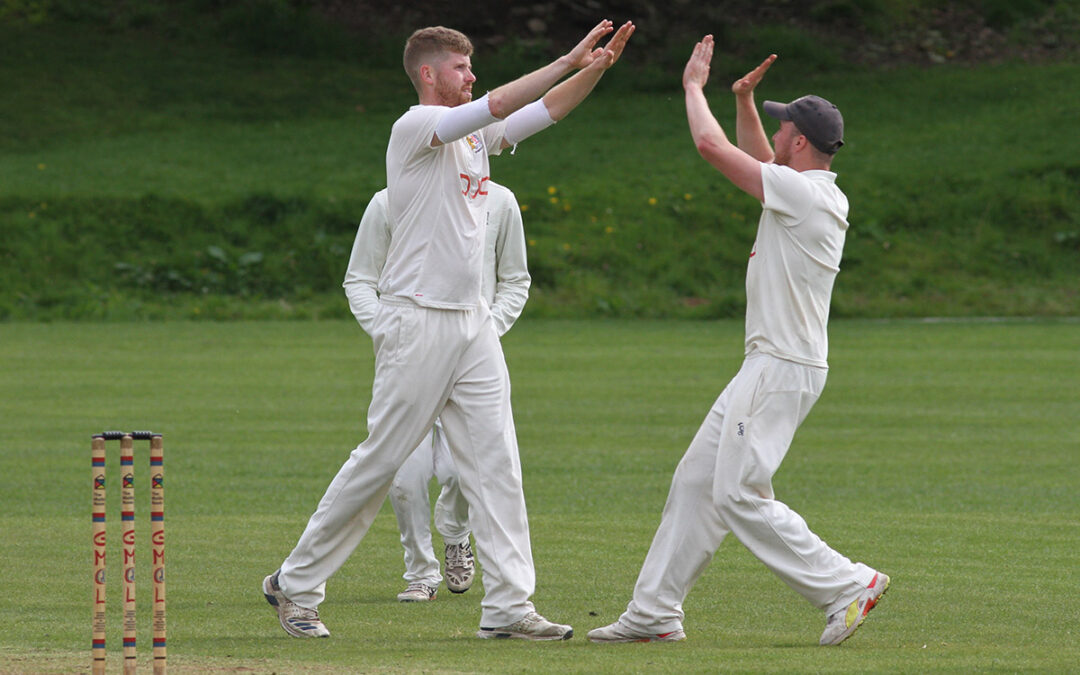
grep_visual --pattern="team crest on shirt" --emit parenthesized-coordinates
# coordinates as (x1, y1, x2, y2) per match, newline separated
(464, 133, 484, 154)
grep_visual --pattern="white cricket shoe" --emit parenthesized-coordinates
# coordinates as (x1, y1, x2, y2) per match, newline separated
(477, 611, 573, 640)
(444, 541, 475, 593)
(262, 572, 330, 638)
(587, 620, 686, 643)
(820, 572, 891, 646)
(397, 582, 437, 602)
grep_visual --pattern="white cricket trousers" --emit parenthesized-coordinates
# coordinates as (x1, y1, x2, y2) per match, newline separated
(620, 353, 875, 634)
(389, 420, 470, 587)
(278, 297, 536, 627)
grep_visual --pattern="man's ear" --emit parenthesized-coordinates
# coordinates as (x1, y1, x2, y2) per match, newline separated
(419, 63, 435, 86)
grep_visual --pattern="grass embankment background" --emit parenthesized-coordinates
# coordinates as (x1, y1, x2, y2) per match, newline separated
(1, 13, 1078, 320)
(1, 318, 1078, 673)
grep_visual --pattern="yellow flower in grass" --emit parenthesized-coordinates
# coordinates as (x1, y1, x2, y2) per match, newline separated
(547, 186, 557, 195)
(684, 193, 692, 200)
(549, 197, 559, 205)
(520, 204, 529, 212)
(648, 197, 657, 206)
(562, 243, 571, 251)
(528, 239, 537, 247)
(604, 226, 614, 234)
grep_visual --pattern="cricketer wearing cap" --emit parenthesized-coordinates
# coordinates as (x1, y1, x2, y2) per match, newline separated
(589, 39, 890, 647)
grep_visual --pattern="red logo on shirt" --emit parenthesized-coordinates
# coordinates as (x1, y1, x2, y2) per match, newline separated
(459, 174, 489, 199)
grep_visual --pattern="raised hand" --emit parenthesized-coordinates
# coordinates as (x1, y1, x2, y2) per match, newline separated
(683, 35, 714, 90)
(595, 21, 635, 69)
(731, 54, 777, 96)
(564, 20, 615, 69)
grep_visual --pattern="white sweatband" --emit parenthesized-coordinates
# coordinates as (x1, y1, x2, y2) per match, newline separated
(503, 99, 556, 147)
(434, 93, 499, 144)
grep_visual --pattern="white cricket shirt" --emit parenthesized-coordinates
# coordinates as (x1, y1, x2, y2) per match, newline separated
(343, 183, 530, 336)
(383, 105, 506, 309)
(744, 164, 849, 368)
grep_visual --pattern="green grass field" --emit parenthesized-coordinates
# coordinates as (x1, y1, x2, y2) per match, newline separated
(2, 318, 1077, 673)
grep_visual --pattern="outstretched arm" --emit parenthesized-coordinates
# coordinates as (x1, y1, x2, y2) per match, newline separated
(498, 21, 635, 149)
(435, 20, 632, 148)
(487, 20, 617, 118)
(732, 54, 777, 162)
(684, 35, 764, 201)
(542, 21, 634, 120)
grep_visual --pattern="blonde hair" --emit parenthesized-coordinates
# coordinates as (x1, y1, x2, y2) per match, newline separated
(403, 27, 474, 95)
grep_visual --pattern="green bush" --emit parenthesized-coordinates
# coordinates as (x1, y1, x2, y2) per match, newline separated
(0, 194, 363, 319)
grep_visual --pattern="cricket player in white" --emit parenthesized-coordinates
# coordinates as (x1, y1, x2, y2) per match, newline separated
(342, 183, 530, 603)
(264, 19, 635, 641)
(589, 37, 890, 646)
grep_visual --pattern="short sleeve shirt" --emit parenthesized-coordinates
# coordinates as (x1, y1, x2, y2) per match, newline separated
(383, 105, 506, 309)
(744, 164, 850, 368)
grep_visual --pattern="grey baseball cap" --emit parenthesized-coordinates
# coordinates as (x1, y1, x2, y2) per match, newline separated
(763, 95, 844, 154)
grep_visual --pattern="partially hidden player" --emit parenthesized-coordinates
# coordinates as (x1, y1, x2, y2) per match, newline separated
(264, 19, 634, 641)
(588, 36, 889, 646)
(342, 182, 530, 603)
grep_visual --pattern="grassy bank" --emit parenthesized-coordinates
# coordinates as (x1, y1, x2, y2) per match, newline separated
(1, 23, 1078, 319)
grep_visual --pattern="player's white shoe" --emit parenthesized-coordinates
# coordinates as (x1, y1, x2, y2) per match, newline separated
(587, 620, 686, 643)
(444, 541, 475, 593)
(262, 572, 330, 638)
(819, 572, 890, 646)
(477, 611, 573, 640)
(397, 582, 437, 602)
